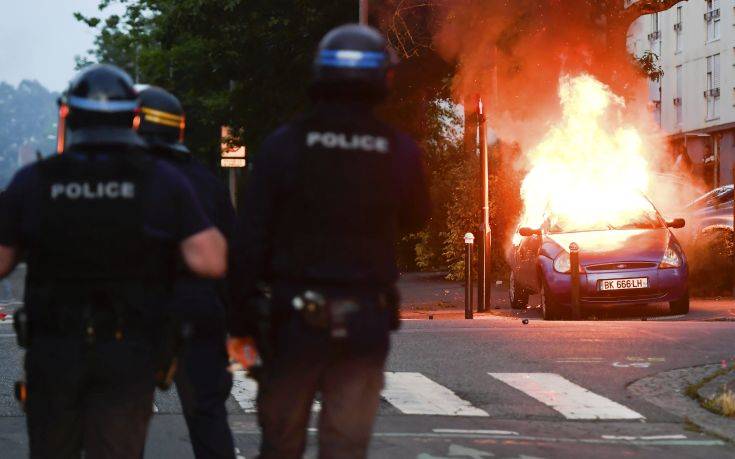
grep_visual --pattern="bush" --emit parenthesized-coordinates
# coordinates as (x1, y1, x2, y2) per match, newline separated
(687, 229, 734, 297)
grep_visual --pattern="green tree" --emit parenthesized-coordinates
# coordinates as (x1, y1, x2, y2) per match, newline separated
(76, 1, 356, 166)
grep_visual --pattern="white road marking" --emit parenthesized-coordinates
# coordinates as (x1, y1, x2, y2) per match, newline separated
(602, 434, 686, 440)
(555, 357, 604, 364)
(433, 428, 517, 436)
(152, 403, 158, 413)
(488, 372, 644, 420)
(231, 370, 321, 413)
(368, 431, 720, 446)
(647, 315, 686, 321)
(612, 362, 650, 368)
(382, 372, 488, 416)
(234, 427, 722, 447)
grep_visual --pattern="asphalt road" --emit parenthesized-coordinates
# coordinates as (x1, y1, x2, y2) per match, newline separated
(0, 269, 734, 458)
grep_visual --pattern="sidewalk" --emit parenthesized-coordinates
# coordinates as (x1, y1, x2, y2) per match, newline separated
(397, 272, 510, 320)
(631, 363, 735, 443)
(397, 271, 735, 321)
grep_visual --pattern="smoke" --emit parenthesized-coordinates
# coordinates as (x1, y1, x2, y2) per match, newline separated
(430, 1, 650, 147)
(418, 0, 701, 213)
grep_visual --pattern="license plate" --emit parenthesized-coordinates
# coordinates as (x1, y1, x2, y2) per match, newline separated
(599, 277, 648, 291)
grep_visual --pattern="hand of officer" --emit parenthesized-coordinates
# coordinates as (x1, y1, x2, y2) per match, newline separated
(227, 336, 260, 371)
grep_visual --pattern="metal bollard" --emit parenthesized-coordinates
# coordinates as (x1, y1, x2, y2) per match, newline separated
(464, 233, 474, 320)
(569, 242, 580, 320)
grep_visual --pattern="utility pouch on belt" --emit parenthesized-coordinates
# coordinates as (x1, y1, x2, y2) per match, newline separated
(13, 307, 29, 348)
(292, 291, 360, 339)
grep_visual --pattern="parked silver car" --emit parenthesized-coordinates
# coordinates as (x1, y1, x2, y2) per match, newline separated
(679, 185, 733, 244)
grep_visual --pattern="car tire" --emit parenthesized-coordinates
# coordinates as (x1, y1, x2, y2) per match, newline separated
(509, 271, 529, 310)
(540, 277, 561, 320)
(669, 288, 690, 315)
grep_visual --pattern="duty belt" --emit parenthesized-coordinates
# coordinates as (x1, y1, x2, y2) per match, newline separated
(291, 290, 391, 339)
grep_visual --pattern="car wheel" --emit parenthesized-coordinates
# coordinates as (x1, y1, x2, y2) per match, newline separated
(540, 277, 560, 320)
(669, 287, 690, 315)
(509, 271, 529, 310)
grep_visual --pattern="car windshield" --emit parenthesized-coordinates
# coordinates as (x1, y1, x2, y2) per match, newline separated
(546, 207, 665, 234)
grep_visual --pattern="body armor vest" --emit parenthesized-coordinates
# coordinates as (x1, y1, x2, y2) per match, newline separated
(26, 150, 174, 331)
(271, 108, 399, 286)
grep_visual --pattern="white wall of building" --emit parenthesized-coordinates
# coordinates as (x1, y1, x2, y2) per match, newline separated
(628, 0, 735, 187)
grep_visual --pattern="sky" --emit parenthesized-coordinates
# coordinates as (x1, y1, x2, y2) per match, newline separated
(0, 0, 123, 92)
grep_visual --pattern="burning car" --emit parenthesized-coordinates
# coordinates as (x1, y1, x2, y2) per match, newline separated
(508, 197, 689, 320)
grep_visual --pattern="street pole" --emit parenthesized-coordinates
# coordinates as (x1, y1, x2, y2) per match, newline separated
(229, 169, 237, 209)
(477, 96, 491, 312)
(359, 0, 368, 25)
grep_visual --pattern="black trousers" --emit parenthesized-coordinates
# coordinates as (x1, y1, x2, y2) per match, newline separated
(25, 334, 156, 459)
(174, 334, 235, 459)
(257, 311, 390, 459)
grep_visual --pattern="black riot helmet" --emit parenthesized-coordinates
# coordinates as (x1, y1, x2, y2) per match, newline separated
(135, 86, 189, 155)
(311, 24, 396, 102)
(56, 64, 144, 153)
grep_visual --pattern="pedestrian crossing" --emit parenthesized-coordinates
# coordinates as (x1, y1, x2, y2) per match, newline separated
(489, 372, 644, 420)
(155, 370, 646, 421)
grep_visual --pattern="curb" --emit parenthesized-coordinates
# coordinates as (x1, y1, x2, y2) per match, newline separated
(629, 364, 735, 443)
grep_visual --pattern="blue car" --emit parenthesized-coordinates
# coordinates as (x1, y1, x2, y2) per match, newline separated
(509, 201, 689, 320)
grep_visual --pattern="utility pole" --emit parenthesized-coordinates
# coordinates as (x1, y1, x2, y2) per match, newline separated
(477, 96, 491, 312)
(359, 0, 368, 25)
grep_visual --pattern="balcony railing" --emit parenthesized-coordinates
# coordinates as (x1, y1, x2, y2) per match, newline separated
(704, 9, 721, 21)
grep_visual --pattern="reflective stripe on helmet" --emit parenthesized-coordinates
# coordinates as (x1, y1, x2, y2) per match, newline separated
(67, 96, 139, 112)
(317, 50, 386, 69)
(140, 107, 184, 128)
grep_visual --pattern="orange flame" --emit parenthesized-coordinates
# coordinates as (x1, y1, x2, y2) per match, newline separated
(518, 74, 653, 234)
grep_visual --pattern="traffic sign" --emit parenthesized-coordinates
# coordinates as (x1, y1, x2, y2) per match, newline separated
(221, 158, 246, 168)
(221, 126, 246, 168)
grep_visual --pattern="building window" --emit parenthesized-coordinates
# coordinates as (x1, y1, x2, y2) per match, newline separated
(674, 6, 683, 53)
(648, 13, 661, 55)
(675, 65, 683, 126)
(706, 54, 721, 120)
(705, 0, 721, 42)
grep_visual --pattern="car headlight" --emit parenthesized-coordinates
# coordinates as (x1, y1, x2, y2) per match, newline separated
(554, 251, 571, 273)
(659, 244, 682, 269)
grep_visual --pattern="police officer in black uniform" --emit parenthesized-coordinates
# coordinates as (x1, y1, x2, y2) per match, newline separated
(228, 24, 430, 458)
(137, 86, 236, 459)
(0, 64, 227, 458)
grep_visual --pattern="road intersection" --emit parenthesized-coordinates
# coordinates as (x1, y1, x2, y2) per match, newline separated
(0, 268, 734, 457)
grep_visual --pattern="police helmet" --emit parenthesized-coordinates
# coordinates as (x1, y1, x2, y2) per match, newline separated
(311, 24, 396, 101)
(57, 64, 144, 153)
(136, 86, 189, 155)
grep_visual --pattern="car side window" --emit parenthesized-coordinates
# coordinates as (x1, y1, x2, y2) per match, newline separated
(714, 188, 733, 206)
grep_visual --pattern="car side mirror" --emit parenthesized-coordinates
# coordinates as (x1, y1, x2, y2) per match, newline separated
(667, 218, 685, 229)
(519, 227, 542, 237)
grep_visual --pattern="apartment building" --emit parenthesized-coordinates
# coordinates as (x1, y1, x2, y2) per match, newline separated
(628, 0, 735, 188)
